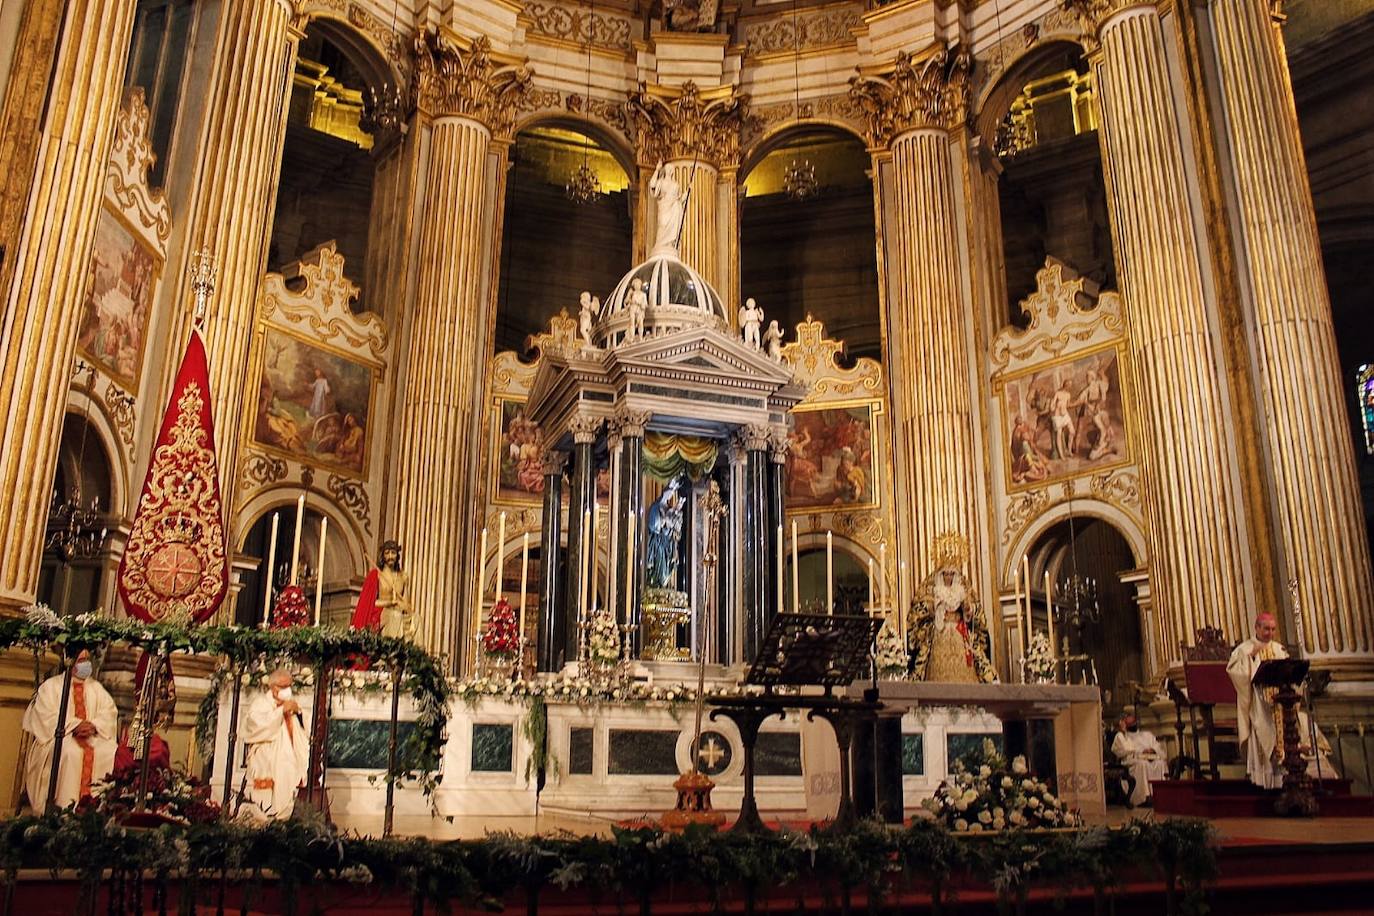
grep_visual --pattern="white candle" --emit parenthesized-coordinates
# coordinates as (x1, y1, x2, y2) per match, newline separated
(791, 519, 800, 615)
(590, 502, 599, 610)
(496, 511, 507, 602)
(580, 508, 591, 623)
(1021, 554, 1031, 662)
(262, 512, 279, 628)
(1017, 560, 1027, 682)
(867, 558, 874, 611)
(826, 531, 834, 615)
(519, 531, 529, 637)
(477, 526, 488, 637)
(1045, 569, 1057, 663)
(899, 561, 908, 636)
(625, 518, 636, 623)
(314, 516, 327, 626)
(879, 541, 887, 609)
(289, 494, 305, 584)
(776, 525, 784, 614)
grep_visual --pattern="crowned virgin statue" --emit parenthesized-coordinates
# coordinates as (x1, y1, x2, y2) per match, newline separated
(909, 535, 996, 683)
(646, 478, 686, 590)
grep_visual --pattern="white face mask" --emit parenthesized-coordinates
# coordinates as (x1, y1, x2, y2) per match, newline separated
(275, 685, 293, 701)
(73, 661, 93, 680)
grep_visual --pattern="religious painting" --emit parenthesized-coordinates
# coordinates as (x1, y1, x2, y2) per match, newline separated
(76, 207, 158, 390)
(785, 401, 878, 512)
(492, 398, 545, 505)
(251, 327, 375, 475)
(1001, 344, 1130, 490)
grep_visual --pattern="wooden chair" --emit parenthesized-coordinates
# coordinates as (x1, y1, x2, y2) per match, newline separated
(1177, 626, 1239, 780)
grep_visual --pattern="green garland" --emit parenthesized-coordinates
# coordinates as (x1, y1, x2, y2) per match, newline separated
(0, 611, 453, 795)
(0, 809, 1218, 916)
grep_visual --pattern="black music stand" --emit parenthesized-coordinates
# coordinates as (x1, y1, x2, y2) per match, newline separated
(711, 613, 882, 834)
(1253, 658, 1316, 817)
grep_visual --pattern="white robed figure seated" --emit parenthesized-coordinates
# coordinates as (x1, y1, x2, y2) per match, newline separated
(242, 669, 309, 819)
(1110, 712, 1167, 807)
(21, 649, 118, 812)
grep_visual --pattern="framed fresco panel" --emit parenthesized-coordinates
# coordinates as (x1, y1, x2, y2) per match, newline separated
(491, 398, 546, 505)
(76, 207, 159, 391)
(250, 326, 377, 476)
(785, 400, 880, 513)
(1000, 342, 1131, 491)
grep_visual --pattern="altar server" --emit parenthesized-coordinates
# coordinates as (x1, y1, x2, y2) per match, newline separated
(1111, 713, 1167, 807)
(22, 650, 118, 812)
(242, 669, 309, 819)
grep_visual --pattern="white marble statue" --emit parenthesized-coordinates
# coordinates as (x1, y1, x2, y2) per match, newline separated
(626, 277, 648, 340)
(739, 297, 763, 350)
(649, 161, 685, 256)
(763, 319, 783, 361)
(578, 291, 598, 346)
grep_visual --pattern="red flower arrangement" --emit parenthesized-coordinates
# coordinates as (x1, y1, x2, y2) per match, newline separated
(481, 598, 520, 657)
(271, 584, 311, 629)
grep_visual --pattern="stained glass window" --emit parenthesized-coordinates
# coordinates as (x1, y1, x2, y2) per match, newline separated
(1359, 365, 1374, 454)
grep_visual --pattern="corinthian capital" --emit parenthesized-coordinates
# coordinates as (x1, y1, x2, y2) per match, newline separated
(848, 45, 972, 148)
(1061, 0, 1159, 37)
(627, 81, 754, 168)
(568, 412, 604, 445)
(413, 30, 532, 137)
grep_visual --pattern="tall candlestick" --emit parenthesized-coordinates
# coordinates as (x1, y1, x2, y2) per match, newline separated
(791, 519, 800, 615)
(580, 508, 592, 625)
(899, 561, 908, 636)
(826, 531, 834, 615)
(477, 526, 488, 641)
(590, 502, 599, 611)
(1017, 559, 1027, 683)
(262, 512, 279, 628)
(625, 518, 636, 623)
(1045, 569, 1056, 664)
(1021, 555, 1031, 662)
(314, 516, 328, 626)
(879, 541, 887, 609)
(289, 494, 305, 584)
(867, 558, 874, 611)
(776, 525, 784, 614)
(496, 512, 507, 602)
(518, 531, 529, 641)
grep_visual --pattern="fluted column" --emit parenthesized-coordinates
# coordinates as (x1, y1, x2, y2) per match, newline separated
(739, 424, 771, 662)
(561, 414, 601, 665)
(767, 430, 789, 619)
(614, 409, 649, 655)
(0, 0, 137, 612)
(1068, 0, 1252, 655)
(1207, 0, 1374, 658)
(850, 49, 987, 584)
(628, 81, 749, 289)
(160, 0, 299, 514)
(537, 450, 567, 672)
(391, 32, 531, 660)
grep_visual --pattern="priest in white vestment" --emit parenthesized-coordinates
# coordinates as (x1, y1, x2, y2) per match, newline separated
(1110, 713, 1167, 807)
(1226, 613, 1288, 789)
(241, 669, 309, 819)
(21, 650, 118, 812)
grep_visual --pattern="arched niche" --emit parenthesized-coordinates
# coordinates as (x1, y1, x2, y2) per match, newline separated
(974, 39, 1115, 329)
(738, 123, 880, 363)
(784, 531, 875, 615)
(495, 118, 635, 356)
(233, 491, 365, 628)
(39, 410, 121, 615)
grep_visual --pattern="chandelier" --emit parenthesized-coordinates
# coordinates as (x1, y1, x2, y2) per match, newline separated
(567, 0, 603, 205)
(784, 0, 820, 202)
(46, 361, 109, 564)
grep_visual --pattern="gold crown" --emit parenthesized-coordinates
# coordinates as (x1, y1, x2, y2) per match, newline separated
(933, 531, 969, 569)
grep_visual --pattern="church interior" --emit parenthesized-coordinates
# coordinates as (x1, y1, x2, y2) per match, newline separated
(2, 0, 1374, 912)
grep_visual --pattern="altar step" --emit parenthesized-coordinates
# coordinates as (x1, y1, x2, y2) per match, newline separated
(1152, 778, 1374, 818)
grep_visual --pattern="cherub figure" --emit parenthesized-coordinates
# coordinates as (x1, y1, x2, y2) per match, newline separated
(739, 297, 763, 350)
(626, 277, 648, 341)
(578, 291, 599, 345)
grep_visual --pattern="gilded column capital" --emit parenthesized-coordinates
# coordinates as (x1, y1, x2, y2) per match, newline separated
(568, 412, 604, 445)
(627, 81, 754, 169)
(541, 450, 569, 477)
(613, 407, 652, 440)
(848, 45, 973, 148)
(769, 429, 791, 465)
(1060, 0, 1161, 37)
(735, 424, 773, 453)
(413, 30, 533, 137)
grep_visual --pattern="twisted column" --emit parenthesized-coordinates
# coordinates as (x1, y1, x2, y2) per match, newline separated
(0, 0, 137, 611)
(1068, 0, 1252, 657)
(1207, 0, 1374, 658)
(390, 31, 531, 660)
(850, 49, 987, 587)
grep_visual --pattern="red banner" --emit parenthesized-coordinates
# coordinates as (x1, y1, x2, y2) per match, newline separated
(117, 330, 227, 622)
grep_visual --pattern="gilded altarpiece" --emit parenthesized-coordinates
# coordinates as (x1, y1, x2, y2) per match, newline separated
(989, 259, 1160, 676)
(236, 243, 390, 592)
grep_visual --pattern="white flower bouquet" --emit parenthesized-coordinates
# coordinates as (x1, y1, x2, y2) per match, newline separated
(921, 737, 1078, 832)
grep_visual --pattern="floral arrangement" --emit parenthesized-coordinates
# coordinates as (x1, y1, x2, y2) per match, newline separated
(587, 607, 621, 667)
(481, 598, 520, 658)
(87, 759, 220, 826)
(454, 671, 752, 707)
(875, 621, 909, 679)
(922, 737, 1079, 833)
(270, 585, 311, 629)
(1023, 630, 1057, 683)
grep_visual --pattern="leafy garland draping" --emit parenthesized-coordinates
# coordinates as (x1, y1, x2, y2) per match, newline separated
(0, 809, 1218, 916)
(0, 612, 453, 795)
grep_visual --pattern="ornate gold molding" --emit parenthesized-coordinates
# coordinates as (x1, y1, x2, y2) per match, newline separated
(326, 473, 372, 536)
(989, 258, 1124, 368)
(743, 95, 866, 150)
(521, 1, 634, 52)
(259, 242, 387, 358)
(107, 89, 171, 248)
(1061, 0, 1159, 37)
(848, 45, 973, 147)
(780, 315, 883, 399)
(626, 81, 754, 168)
(413, 31, 532, 136)
(741, 6, 863, 57)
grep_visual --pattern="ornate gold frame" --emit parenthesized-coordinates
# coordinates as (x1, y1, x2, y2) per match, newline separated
(488, 395, 544, 507)
(76, 203, 163, 394)
(783, 396, 885, 516)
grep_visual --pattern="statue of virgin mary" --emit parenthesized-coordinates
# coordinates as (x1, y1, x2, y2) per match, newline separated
(645, 477, 686, 590)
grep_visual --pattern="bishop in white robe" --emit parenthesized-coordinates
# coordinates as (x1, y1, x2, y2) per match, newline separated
(1110, 714, 1167, 807)
(241, 669, 309, 819)
(1226, 613, 1287, 789)
(21, 650, 118, 813)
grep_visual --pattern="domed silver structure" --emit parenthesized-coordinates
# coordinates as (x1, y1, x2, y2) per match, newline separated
(595, 250, 727, 348)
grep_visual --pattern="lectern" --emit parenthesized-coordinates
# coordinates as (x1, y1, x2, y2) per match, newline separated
(1252, 657, 1316, 817)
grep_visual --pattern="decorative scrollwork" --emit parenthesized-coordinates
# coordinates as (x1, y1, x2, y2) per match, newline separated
(523, 2, 634, 52)
(742, 6, 863, 56)
(102, 380, 136, 452)
(1002, 487, 1051, 545)
(327, 474, 372, 536)
(240, 452, 288, 492)
(1089, 470, 1141, 512)
(780, 315, 883, 399)
(990, 258, 1124, 368)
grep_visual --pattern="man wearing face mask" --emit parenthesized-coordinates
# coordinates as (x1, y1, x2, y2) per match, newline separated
(21, 649, 118, 812)
(1110, 711, 1167, 807)
(241, 669, 309, 819)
